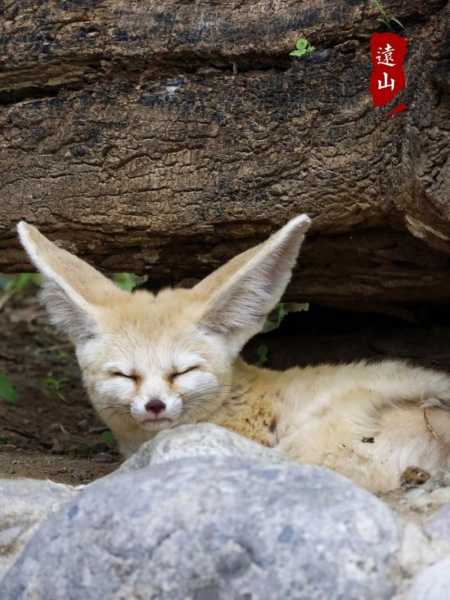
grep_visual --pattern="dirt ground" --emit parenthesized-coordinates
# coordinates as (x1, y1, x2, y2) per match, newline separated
(0, 288, 121, 484)
(1, 283, 450, 486)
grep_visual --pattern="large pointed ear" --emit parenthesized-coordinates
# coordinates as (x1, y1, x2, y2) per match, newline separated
(17, 222, 127, 344)
(194, 214, 311, 354)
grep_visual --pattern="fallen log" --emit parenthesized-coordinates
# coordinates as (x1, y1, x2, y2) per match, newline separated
(0, 0, 449, 309)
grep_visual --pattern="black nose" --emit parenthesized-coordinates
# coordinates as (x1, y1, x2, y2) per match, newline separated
(145, 399, 166, 416)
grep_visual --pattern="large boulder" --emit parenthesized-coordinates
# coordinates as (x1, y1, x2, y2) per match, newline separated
(0, 478, 78, 579)
(1, 456, 399, 599)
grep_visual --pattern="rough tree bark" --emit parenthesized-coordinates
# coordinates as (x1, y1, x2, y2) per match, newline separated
(0, 0, 449, 309)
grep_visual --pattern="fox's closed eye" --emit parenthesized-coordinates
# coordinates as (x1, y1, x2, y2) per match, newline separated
(171, 366, 200, 379)
(110, 371, 139, 382)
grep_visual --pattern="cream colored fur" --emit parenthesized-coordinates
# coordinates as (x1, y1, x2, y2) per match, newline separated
(17, 216, 450, 493)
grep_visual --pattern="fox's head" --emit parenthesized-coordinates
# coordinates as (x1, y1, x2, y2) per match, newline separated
(18, 215, 311, 454)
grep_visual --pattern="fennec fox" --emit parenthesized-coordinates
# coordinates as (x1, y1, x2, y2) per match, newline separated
(18, 216, 450, 493)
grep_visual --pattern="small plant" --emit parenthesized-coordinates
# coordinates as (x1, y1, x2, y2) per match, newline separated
(54, 349, 70, 363)
(257, 302, 310, 365)
(42, 374, 68, 400)
(263, 302, 309, 333)
(101, 430, 114, 446)
(0, 273, 42, 310)
(113, 272, 147, 292)
(0, 273, 41, 294)
(263, 303, 288, 333)
(372, 0, 404, 30)
(290, 36, 315, 58)
(0, 373, 17, 405)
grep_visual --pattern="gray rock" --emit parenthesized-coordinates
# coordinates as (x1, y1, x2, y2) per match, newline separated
(406, 556, 450, 600)
(1, 457, 399, 599)
(424, 504, 450, 541)
(0, 478, 77, 579)
(117, 424, 291, 476)
(0, 425, 300, 582)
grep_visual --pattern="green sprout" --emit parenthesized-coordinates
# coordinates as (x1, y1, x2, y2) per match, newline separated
(290, 36, 316, 58)
(42, 374, 69, 400)
(0, 273, 42, 310)
(263, 302, 309, 333)
(263, 303, 288, 333)
(0, 273, 41, 294)
(372, 0, 404, 30)
(101, 430, 114, 446)
(113, 273, 147, 292)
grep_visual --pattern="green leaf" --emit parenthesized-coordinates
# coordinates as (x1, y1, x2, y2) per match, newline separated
(0, 273, 41, 295)
(290, 37, 315, 58)
(42, 375, 68, 395)
(11, 273, 33, 293)
(296, 38, 308, 51)
(55, 350, 70, 362)
(0, 373, 17, 405)
(101, 430, 114, 446)
(113, 273, 140, 292)
(390, 17, 405, 29)
(372, 0, 404, 30)
(263, 303, 288, 333)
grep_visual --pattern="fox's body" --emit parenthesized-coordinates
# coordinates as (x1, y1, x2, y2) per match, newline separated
(18, 215, 450, 493)
(96, 354, 450, 493)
